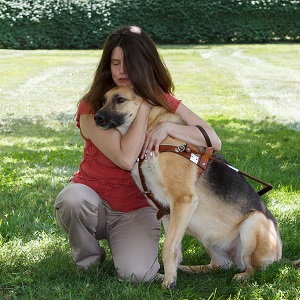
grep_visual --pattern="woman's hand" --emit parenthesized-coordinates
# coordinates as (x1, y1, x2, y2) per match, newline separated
(141, 122, 169, 159)
(140, 102, 222, 159)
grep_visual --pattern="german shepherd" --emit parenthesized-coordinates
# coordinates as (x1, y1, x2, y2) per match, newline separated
(94, 86, 282, 289)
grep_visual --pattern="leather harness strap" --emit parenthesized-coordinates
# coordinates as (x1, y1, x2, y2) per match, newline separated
(158, 144, 214, 173)
(138, 157, 171, 220)
(138, 145, 214, 220)
(138, 124, 214, 220)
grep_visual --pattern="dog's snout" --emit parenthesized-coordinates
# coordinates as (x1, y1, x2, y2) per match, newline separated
(94, 112, 104, 123)
(94, 111, 108, 128)
(94, 110, 116, 129)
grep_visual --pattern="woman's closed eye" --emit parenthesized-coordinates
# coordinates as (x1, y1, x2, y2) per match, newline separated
(111, 59, 120, 66)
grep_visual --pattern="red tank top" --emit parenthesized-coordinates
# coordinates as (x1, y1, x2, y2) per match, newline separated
(71, 95, 181, 212)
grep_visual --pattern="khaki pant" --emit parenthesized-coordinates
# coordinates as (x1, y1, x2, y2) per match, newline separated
(55, 182, 161, 283)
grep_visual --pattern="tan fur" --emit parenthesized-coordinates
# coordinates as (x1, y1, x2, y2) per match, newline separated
(97, 86, 282, 289)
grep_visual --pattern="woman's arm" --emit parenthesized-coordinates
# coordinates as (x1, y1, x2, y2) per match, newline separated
(80, 101, 152, 170)
(141, 103, 222, 158)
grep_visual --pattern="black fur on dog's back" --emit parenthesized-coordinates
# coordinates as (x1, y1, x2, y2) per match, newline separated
(203, 154, 278, 226)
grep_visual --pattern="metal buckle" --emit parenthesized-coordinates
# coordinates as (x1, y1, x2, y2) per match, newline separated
(175, 144, 187, 153)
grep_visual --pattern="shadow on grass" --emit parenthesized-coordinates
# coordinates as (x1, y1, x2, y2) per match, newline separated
(0, 115, 82, 242)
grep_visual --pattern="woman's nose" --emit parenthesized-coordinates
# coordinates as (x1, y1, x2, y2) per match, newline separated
(120, 62, 126, 74)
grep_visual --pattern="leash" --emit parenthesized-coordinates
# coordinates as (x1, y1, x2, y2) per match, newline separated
(138, 126, 272, 219)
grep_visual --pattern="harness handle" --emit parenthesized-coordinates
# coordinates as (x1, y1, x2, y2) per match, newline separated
(195, 125, 212, 147)
(235, 169, 273, 196)
(194, 126, 272, 196)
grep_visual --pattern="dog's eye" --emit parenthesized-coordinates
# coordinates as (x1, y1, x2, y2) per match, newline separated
(116, 97, 126, 104)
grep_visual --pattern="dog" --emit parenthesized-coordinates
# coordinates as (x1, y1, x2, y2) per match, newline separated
(94, 86, 282, 289)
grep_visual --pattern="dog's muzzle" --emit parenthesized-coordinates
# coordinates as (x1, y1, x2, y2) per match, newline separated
(94, 112, 109, 128)
(94, 110, 126, 129)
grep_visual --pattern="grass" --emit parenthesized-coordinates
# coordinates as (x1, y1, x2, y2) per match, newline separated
(0, 44, 300, 299)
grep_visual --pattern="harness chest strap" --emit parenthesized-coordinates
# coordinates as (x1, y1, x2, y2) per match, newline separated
(138, 158, 170, 220)
(138, 124, 213, 219)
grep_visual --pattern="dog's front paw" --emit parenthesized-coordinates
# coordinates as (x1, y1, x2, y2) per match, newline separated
(162, 275, 177, 289)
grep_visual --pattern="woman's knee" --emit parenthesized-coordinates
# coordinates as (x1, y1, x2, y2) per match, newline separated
(55, 183, 100, 212)
(116, 259, 160, 283)
(55, 183, 102, 232)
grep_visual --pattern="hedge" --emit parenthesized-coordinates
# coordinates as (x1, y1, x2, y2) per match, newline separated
(0, 0, 299, 49)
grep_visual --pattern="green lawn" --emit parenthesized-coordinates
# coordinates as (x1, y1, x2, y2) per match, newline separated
(0, 44, 300, 299)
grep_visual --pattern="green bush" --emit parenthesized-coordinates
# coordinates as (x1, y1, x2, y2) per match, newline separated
(108, 0, 300, 44)
(0, 0, 299, 49)
(0, 0, 111, 49)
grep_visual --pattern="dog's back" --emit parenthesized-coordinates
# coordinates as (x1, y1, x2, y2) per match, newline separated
(206, 155, 278, 224)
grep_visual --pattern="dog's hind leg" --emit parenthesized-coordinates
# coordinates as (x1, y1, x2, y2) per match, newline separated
(233, 211, 282, 281)
(162, 194, 198, 289)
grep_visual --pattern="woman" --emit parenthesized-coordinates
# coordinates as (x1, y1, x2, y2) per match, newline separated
(55, 26, 221, 283)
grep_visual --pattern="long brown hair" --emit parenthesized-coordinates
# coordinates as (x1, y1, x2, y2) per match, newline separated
(82, 26, 175, 112)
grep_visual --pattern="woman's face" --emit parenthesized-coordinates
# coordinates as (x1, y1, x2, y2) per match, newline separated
(111, 46, 132, 87)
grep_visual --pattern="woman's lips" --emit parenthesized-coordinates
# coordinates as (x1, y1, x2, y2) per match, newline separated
(118, 78, 131, 86)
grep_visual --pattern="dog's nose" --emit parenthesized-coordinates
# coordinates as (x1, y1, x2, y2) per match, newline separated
(94, 113, 104, 125)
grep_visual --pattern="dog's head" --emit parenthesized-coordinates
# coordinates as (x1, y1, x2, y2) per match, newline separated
(94, 86, 143, 135)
